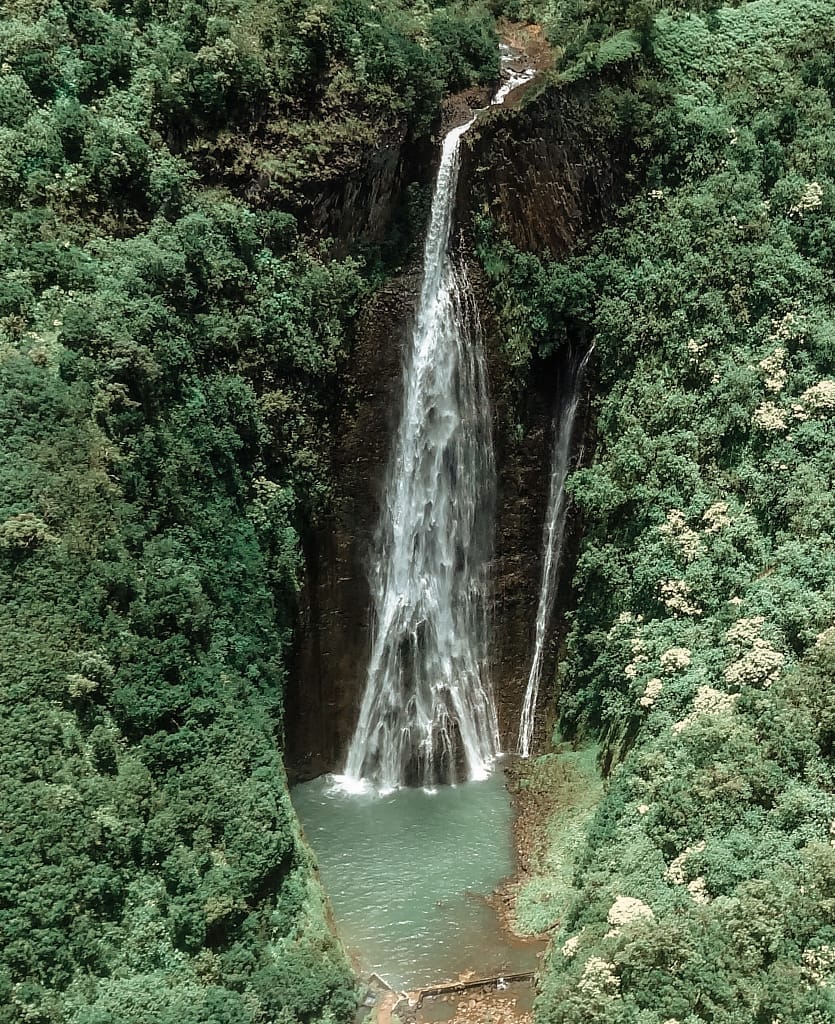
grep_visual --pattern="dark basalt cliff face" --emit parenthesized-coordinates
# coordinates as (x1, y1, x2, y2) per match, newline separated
(296, 132, 436, 254)
(468, 260, 559, 754)
(459, 79, 631, 255)
(473, 296, 597, 755)
(285, 271, 418, 779)
(286, 80, 630, 780)
(191, 126, 435, 257)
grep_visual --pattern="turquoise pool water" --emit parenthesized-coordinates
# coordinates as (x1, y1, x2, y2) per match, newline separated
(292, 771, 538, 990)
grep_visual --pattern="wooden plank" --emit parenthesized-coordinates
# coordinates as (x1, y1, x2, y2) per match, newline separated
(414, 971, 535, 1008)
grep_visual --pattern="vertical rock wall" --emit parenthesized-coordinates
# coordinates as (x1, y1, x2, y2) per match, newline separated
(285, 271, 420, 780)
(455, 79, 632, 754)
(286, 79, 633, 778)
(297, 133, 436, 254)
(458, 80, 628, 254)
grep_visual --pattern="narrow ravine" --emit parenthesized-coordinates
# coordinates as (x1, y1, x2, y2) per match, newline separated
(293, 49, 545, 1013)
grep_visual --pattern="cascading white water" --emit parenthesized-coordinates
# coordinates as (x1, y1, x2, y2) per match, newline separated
(492, 45, 536, 106)
(517, 350, 592, 759)
(342, 125, 495, 792)
(340, 53, 534, 792)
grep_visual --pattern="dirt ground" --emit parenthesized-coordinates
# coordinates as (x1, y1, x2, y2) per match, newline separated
(414, 985, 533, 1024)
(379, 969, 536, 1024)
(499, 20, 555, 74)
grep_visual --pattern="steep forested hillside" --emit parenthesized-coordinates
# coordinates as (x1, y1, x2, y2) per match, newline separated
(480, 0, 835, 1020)
(5, 0, 835, 1018)
(0, 1, 497, 1020)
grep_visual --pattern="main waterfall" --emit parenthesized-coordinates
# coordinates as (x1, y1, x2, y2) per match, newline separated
(342, 58, 533, 791)
(517, 349, 592, 758)
(342, 122, 496, 791)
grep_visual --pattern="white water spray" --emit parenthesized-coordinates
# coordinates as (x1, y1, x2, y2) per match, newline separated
(340, 52, 535, 792)
(517, 349, 592, 759)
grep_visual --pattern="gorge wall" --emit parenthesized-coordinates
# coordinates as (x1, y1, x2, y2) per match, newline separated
(296, 130, 437, 255)
(285, 78, 632, 779)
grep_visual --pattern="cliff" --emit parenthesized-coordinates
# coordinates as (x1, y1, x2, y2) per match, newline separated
(459, 78, 631, 254)
(286, 77, 631, 778)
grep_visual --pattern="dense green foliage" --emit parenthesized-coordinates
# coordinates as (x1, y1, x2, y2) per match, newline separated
(480, 0, 835, 1019)
(8, 0, 835, 1015)
(0, 211, 361, 1024)
(0, 0, 500, 1019)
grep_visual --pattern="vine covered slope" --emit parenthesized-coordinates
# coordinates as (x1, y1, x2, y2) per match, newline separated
(479, 0, 835, 1020)
(0, 0, 498, 1020)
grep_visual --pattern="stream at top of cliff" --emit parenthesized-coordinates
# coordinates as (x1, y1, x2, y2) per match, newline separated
(292, 769, 541, 991)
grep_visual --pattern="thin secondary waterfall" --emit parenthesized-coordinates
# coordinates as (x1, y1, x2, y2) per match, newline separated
(341, 55, 533, 792)
(517, 349, 592, 758)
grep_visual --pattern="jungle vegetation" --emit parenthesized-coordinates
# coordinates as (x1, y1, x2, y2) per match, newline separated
(4, 0, 835, 1018)
(0, 0, 497, 1020)
(478, 0, 835, 1020)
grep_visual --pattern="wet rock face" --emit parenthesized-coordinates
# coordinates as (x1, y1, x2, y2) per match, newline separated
(287, 258, 581, 777)
(285, 271, 418, 781)
(286, 253, 549, 778)
(457, 81, 630, 751)
(460, 81, 632, 256)
(464, 260, 556, 754)
(286, 82, 626, 778)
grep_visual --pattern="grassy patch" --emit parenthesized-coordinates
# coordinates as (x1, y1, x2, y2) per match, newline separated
(512, 746, 603, 935)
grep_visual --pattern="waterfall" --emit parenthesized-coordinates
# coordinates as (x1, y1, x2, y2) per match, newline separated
(340, 54, 534, 792)
(342, 123, 495, 792)
(517, 349, 592, 759)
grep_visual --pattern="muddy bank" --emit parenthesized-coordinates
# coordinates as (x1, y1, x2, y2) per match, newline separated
(490, 757, 568, 939)
(413, 981, 534, 1024)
